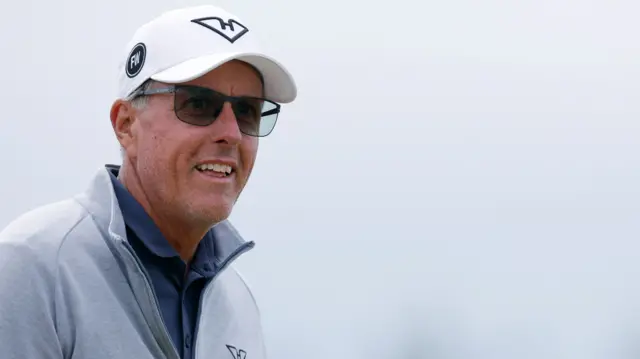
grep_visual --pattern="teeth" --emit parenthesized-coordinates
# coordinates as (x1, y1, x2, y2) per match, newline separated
(196, 163, 232, 175)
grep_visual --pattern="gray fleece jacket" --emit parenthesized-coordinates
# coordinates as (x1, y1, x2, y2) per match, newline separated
(0, 166, 265, 359)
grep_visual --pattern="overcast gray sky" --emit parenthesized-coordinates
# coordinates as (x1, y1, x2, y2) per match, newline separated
(1, 0, 640, 358)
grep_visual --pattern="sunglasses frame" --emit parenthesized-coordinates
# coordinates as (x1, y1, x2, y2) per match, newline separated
(128, 84, 281, 137)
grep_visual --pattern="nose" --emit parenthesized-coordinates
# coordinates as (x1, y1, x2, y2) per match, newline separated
(212, 102, 242, 145)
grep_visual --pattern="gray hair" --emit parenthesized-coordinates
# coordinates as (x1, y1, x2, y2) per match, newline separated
(120, 79, 155, 159)
(127, 79, 154, 109)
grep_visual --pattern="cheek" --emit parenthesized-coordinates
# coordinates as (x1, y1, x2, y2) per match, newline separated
(135, 135, 171, 178)
(148, 135, 196, 174)
(136, 128, 187, 177)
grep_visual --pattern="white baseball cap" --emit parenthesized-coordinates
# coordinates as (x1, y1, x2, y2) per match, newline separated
(117, 5, 297, 103)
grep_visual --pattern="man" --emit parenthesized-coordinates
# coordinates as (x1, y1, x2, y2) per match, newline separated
(0, 5, 296, 359)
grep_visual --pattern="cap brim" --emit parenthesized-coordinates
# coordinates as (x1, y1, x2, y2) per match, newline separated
(150, 52, 297, 103)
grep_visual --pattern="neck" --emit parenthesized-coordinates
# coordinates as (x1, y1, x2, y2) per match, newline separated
(117, 163, 208, 262)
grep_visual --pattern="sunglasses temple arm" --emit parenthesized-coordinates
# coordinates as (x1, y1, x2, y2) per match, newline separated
(262, 108, 279, 116)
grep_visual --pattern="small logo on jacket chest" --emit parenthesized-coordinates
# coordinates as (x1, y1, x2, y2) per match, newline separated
(226, 344, 247, 359)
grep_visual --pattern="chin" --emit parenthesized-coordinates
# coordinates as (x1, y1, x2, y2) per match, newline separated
(182, 190, 237, 223)
(193, 201, 234, 225)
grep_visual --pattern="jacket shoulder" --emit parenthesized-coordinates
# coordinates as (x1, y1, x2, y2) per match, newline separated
(0, 198, 92, 358)
(0, 198, 91, 261)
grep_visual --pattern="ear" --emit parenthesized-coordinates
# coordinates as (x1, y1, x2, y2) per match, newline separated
(110, 99, 137, 155)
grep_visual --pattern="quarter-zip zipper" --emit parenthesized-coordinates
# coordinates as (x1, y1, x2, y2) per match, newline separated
(192, 241, 255, 359)
(115, 235, 181, 359)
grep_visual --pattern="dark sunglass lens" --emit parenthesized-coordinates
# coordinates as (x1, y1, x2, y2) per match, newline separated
(174, 87, 224, 126)
(233, 99, 262, 136)
(172, 86, 280, 137)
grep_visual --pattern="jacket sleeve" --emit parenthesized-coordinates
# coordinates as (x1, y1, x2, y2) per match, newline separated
(0, 235, 64, 359)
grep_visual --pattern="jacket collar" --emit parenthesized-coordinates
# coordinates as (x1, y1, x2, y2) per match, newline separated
(74, 164, 254, 266)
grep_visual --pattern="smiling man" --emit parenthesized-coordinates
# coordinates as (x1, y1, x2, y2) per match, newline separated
(0, 5, 296, 359)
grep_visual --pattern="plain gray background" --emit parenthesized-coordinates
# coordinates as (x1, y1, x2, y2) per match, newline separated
(1, 0, 639, 358)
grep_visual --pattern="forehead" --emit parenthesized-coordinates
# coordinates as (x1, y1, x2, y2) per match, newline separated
(179, 60, 264, 97)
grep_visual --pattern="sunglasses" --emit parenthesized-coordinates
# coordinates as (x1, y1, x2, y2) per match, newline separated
(129, 84, 281, 137)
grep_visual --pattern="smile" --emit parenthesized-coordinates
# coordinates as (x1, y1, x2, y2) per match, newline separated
(195, 163, 233, 177)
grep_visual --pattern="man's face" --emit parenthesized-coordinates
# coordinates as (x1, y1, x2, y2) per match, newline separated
(118, 60, 262, 225)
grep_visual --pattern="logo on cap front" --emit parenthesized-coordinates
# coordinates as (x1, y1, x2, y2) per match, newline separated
(126, 42, 146, 78)
(191, 17, 249, 43)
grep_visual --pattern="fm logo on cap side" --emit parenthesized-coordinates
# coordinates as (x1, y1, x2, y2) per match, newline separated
(126, 43, 146, 78)
(191, 17, 249, 43)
